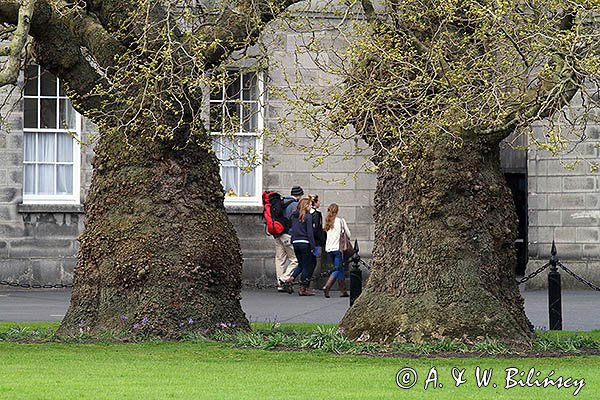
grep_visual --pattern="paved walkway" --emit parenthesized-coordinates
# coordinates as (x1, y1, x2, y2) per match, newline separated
(0, 287, 598, 331)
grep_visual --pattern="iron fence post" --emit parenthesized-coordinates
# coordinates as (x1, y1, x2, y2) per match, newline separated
(349, 240, 362, 306)
(548, 241, 562, 330)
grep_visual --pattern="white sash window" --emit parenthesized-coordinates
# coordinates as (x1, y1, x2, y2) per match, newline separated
(210, 70, 263, 205)
(23, 65, 81, 204)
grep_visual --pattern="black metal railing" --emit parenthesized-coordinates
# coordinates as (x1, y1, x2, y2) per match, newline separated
(3, 240, 598, 333)
(0, 280, 73, 289)
(518, 240, 600, 330)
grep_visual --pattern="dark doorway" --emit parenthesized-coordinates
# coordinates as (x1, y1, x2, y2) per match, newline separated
(504, 173, 528, 276)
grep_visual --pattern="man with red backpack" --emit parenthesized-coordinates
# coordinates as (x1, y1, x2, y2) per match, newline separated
(263, 185, 304, 292)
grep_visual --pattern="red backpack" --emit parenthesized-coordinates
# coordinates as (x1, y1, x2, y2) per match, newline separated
(262, 191, 294, 236)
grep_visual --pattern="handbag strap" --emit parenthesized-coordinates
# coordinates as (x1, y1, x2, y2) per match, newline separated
(340, 218, 347, 235)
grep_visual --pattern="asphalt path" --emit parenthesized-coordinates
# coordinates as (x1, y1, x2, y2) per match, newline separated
(0, 286, 598, 331)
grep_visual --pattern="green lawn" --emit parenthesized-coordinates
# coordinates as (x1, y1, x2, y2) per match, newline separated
(0, 323, 597, 399)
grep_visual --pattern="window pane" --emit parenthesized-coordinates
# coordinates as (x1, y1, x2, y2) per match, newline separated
(40, 99, 57, 128)
(24, 164, 35, 195)
(239, 136, 257, 167)
(57, 133, 73, 162)
(242, 73, 258, 101)
(222, 166, 239, 197)
(213, 137, 229, 164)
(38, 164, 54, 194)
(56, 165, 73, 194)
(24, 65, 38, 96)
(224, 102, 240, 132)
(209, 103, 223, 132)
(239, 135, 255, 152)
(40, 70, 57, 96)
(24, 133, 35, 162)
(24, 98, 38, 128)
(225, 102, 240, 117)
(210, 85, 223, 101)
(212, 137, 222, 158)
(59, 99, 76, 129)
(239, 136, 257, 197)
(59, 80, 67, 97)
(218, 137, 234, 165)
(225, 75, 241, 99)
(242, 103, 259, 132)
(37, 133, 55, 162)
(240, 169, 255, 197)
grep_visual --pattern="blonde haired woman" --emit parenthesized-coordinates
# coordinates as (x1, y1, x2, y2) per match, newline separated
(286, 198, 316, 296)
(323, 203, 350, 297)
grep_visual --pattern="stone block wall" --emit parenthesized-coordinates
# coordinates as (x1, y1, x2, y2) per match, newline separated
(226, 209, 275, 287)
(526, 121, 600, 289)
(0, 80, 96, 286)
(240, 26, 376, 287)
(0, 209, 82, 284)
(1, 21, 598, 291)
(0, 53, 375, 288)
(201, 21, 377, 287)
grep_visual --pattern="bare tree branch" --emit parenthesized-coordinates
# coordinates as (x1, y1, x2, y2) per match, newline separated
(0, 0, 35, 85)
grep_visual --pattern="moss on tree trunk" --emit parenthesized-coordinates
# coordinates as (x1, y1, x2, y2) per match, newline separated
(340, 142, 533, 345)
(58, 131, 249, 338)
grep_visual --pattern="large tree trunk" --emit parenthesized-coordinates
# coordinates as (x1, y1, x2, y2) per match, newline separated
(340, 141, 533, 345)
(0, 0, 303, 338)
(58, 130, 249, 337)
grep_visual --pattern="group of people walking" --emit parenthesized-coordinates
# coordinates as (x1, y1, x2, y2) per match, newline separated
(274, 185, 351, 297)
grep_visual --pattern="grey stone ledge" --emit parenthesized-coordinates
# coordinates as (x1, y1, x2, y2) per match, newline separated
(17, 204, 84, 214)
(18, 203, 263, 215)
(225, 204, 263, 214)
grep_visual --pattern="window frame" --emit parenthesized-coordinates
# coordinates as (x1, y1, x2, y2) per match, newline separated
(210, 70, 264, 206)
(22, 65, 81, 205)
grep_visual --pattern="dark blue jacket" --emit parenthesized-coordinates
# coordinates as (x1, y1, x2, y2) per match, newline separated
(282, 196, 298, 234)
(290, 210, 315, 250)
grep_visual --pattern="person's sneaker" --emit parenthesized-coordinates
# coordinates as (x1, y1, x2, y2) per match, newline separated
(277, 285, 293, 293)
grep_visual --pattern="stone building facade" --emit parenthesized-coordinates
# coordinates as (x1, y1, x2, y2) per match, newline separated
(525, 119, 600, 288)
(0, 18, 598, 289)
(0, 66, 96, 285)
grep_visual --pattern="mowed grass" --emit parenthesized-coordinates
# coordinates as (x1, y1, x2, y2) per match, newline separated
(0, 323, 598, 399)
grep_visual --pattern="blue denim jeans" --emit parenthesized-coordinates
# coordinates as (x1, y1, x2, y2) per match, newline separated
(292, 242, 314, 286)
(327, 250, 344, 281)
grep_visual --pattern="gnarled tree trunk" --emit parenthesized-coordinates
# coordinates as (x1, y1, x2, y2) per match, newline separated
(0, 0, 302, 338)
(58, 131, 249, 337)
(341, 140, 533, 345)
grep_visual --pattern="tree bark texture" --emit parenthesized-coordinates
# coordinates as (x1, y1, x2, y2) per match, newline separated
(0, 0, 300, 338)
(59, 132, 249, 337)
(340, 141, 533, 345)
